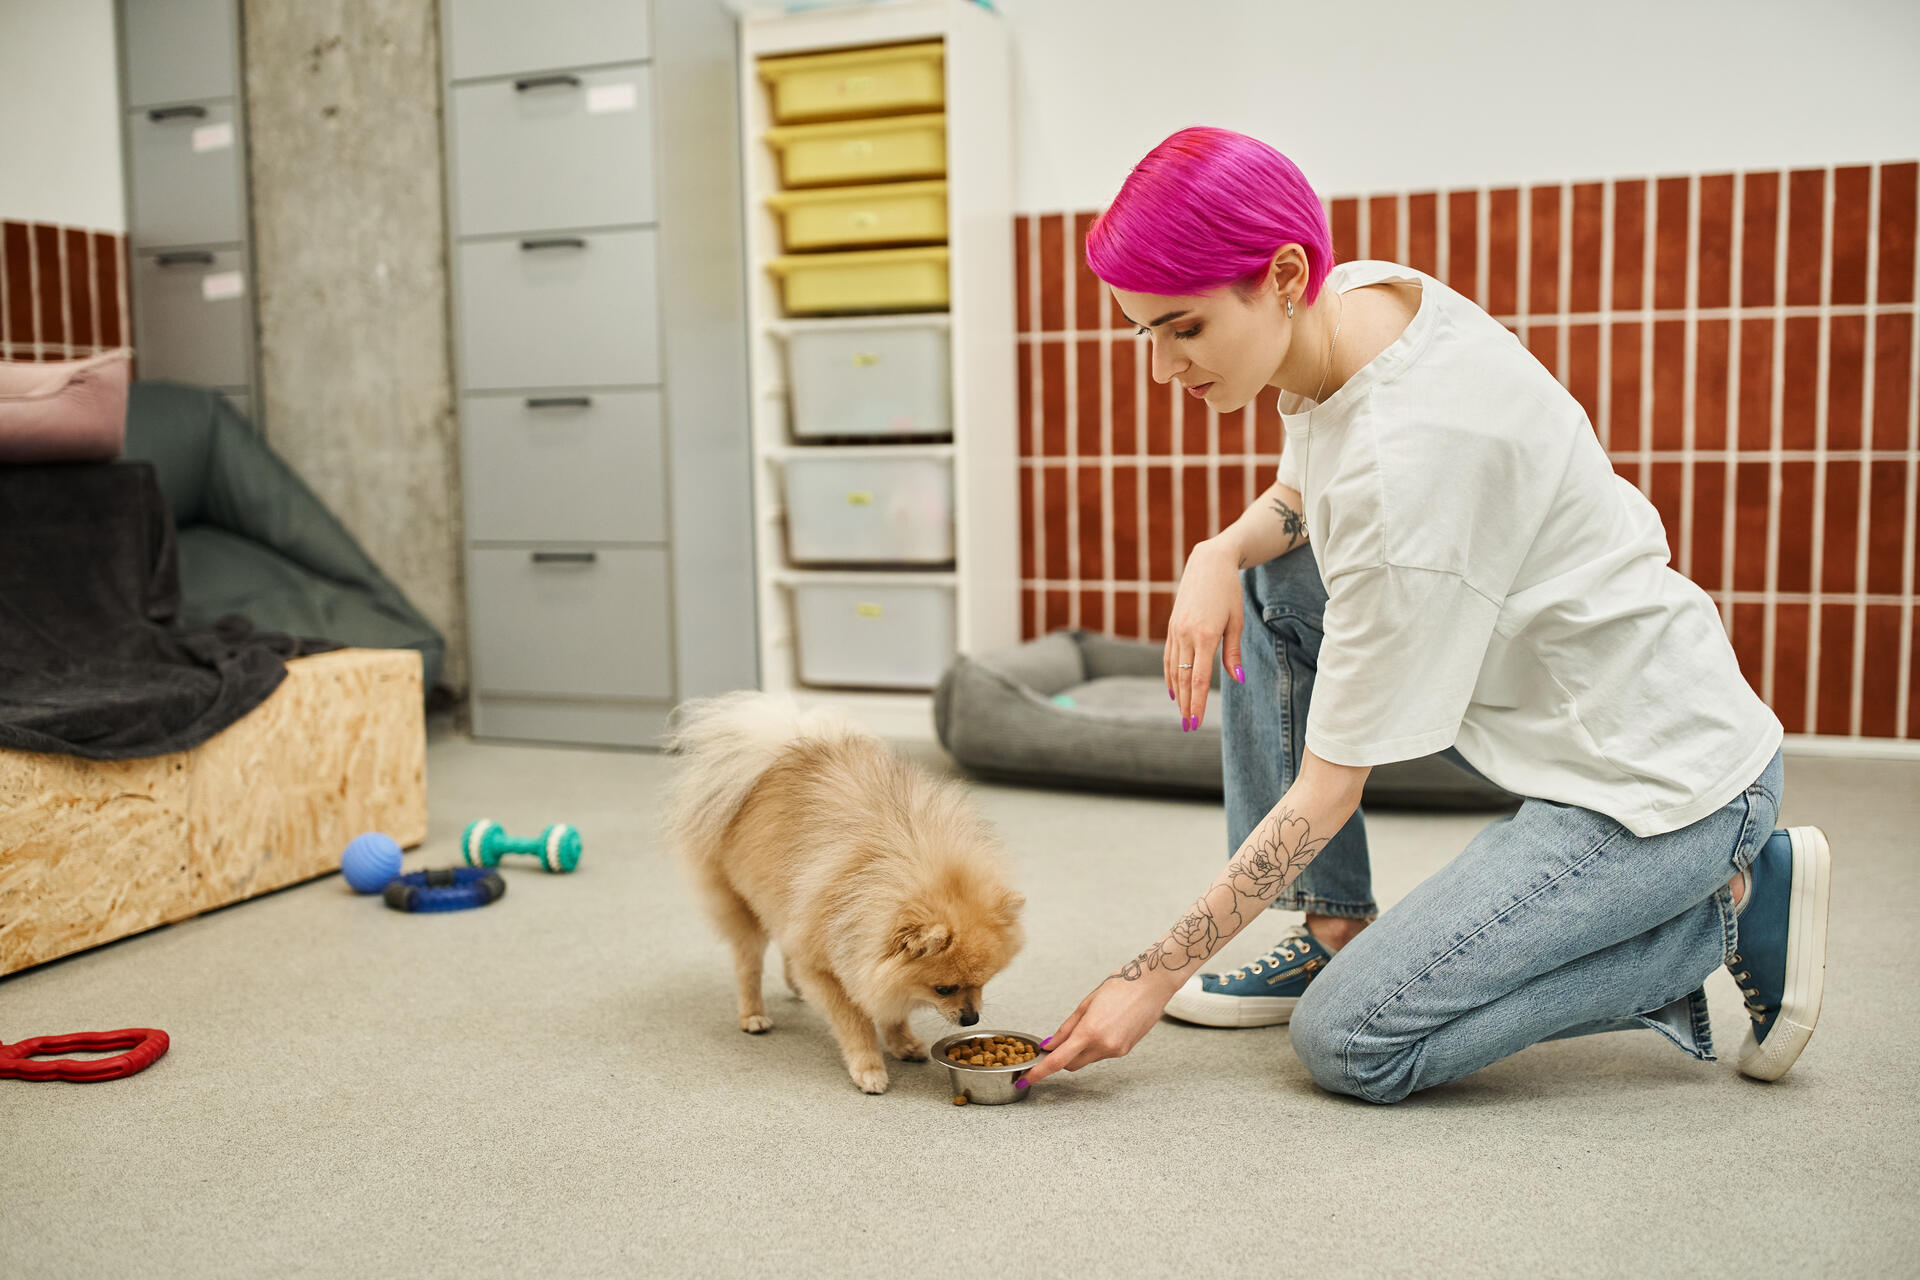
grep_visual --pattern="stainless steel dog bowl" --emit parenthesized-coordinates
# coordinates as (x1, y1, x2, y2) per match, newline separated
(930, 1029, 1048, 1105)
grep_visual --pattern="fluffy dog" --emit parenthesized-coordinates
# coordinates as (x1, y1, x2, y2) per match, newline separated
(665, 691, 1025, 1094)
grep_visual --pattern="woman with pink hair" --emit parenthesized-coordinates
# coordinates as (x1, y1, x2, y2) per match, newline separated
(1018, 128, 1828, 1102)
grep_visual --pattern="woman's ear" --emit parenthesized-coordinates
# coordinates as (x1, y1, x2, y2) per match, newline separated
(1270, 244, 1308, 302)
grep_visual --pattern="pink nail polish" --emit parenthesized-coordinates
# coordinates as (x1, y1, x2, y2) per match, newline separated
(1234, 665, 1245, 683)
(1014, 1079, 1029, 1089)
(1040, 1037, 1053, 1048)
(1168, 688, 1175, 701)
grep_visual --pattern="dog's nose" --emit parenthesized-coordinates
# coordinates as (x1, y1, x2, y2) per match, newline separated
(959, 1010, 979, 1026)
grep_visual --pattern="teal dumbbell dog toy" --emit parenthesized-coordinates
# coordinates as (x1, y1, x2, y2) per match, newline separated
(461, 819, 582, 874)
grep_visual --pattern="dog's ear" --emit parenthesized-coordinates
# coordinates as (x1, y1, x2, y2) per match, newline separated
(889, 910, 952, 959)
(996, 891, 1027, 923)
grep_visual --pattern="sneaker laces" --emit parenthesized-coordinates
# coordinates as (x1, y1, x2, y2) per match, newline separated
(1223, 930, 1316, 982)
(1729, 951, 1768, 1022)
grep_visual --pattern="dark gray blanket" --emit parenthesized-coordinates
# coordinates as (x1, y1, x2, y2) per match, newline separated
(0, 460, 335, 760)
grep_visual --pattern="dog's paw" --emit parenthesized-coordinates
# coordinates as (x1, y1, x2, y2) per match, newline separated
(739, 1014, 773, 1033)
(850, 1063, 891, 1094)
(884, 1034, 930, 1062)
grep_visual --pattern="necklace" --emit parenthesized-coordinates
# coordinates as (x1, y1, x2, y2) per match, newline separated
(1313, 291, 1345, 405)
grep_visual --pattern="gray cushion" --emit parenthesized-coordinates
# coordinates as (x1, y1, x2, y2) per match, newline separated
(122, 380, 447, 694)
(935, 629, 1520, 810)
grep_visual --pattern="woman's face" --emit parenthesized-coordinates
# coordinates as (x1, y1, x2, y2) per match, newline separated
(1110, 277, 1288, 414)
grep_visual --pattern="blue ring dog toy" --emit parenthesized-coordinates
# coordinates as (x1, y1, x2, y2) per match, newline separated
(383, 866, 507, 913)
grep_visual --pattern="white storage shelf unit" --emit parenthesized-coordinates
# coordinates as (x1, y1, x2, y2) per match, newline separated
(739, 0, 1019, 738)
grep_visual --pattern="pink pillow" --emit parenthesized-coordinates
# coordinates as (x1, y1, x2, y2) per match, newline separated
(0, 349, 132, 463)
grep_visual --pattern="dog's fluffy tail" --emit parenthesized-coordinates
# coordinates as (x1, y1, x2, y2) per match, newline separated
(663, 691, 865, 868)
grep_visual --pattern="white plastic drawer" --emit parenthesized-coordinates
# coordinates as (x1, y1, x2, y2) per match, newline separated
(130, 248, 251, 387)
(457, 228, 659, 390)
(468, 547, 673, 698)
(463, 391, 667, 544)
(126, 101, 244, 249)
(120, 0, 238, 108)
(791, 582, 954, 690)
(447, 0, 650, 81)
(783, 455, 953, 566)
(786, 324, 950, 438)
(451, 68, 655, 237)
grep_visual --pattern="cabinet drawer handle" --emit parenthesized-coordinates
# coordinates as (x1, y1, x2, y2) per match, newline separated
(525, 396, 593, 409)
(147, 105, 209, 122)
(530, 551, 597, 565)
(156, 251, 216, 267)
(520, 237, 588, 251)
(515, 74, 582, 92)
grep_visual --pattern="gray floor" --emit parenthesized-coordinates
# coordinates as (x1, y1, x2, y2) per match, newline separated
(4, 734, 1917, 1278)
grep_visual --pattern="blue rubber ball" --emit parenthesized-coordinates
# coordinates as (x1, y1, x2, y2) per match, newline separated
(341, 832, 404, 893)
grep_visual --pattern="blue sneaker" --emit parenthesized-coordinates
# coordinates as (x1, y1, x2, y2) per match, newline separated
(1163, 926, 1333, 1027)
(1731, 827, 1832, 1081)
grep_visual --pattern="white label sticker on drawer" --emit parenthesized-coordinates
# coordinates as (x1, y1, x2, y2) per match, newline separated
(201, 270, 245, 301)
(855, 603, 884, 618)
(586, 83, 638, 114)
(191, 122, 234, 152)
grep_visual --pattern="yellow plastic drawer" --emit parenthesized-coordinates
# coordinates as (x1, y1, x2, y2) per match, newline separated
(767, 180, 947, 251)
(764, 113, 946, 187)
(768, 246, 950, 315)
(757, 41, 944, 124)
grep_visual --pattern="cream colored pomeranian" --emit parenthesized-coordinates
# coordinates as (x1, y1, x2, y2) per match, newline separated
(665, 691, 1025, 1095)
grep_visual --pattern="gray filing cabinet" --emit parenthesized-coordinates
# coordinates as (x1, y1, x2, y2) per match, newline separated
(115, 0, 257, 425)
(443, 0, 758, 746)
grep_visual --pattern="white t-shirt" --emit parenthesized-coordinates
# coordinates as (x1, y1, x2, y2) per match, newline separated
(1276, 259, 1782, 838)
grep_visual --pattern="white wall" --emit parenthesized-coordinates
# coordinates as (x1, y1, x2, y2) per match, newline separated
(1000, 0, 1920, 212)
(0, 0, 125, 229)
(11, 0, 1915, 228)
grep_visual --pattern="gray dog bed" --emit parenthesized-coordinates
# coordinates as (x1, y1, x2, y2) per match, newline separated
(934, 630, 1519, 810)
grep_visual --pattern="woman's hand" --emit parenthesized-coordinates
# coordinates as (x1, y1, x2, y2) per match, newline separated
(1166, 535, 1247, 731)
(1017, 963, 1183, 1090)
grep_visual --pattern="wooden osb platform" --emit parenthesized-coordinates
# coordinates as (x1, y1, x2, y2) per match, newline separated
(0, 648, 427, 976)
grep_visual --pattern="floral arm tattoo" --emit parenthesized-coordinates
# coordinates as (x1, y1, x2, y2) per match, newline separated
(1270, 498, 1308, 546)
(1236, 498, 1311, 569)
(1110, 808, 1331, 984)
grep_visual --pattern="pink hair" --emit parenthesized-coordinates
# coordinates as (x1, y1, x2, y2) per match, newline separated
(1084, 127, 1334, 304)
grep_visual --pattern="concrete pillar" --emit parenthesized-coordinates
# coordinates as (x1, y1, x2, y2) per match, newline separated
(241, 0, 466, 694)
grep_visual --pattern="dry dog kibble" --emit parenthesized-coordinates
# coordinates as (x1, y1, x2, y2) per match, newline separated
(953, 1095, 968, 1106)
(948, 1037, 1039, 1066)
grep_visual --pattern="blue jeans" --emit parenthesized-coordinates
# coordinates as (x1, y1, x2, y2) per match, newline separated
(1222, 545, 1784, 1103)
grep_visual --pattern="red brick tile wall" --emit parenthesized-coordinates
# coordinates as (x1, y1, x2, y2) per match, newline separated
(0, 219, 129, 363)
(1015, 161, 1920, 741)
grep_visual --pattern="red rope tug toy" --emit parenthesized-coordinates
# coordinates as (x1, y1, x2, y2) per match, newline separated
(0, 1029, 170, 1082)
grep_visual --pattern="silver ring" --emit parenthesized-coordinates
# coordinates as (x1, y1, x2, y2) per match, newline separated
(1177, 663, 1193, 668)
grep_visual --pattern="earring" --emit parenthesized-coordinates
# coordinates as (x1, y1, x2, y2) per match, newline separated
(1286, 296, 1295, 319)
